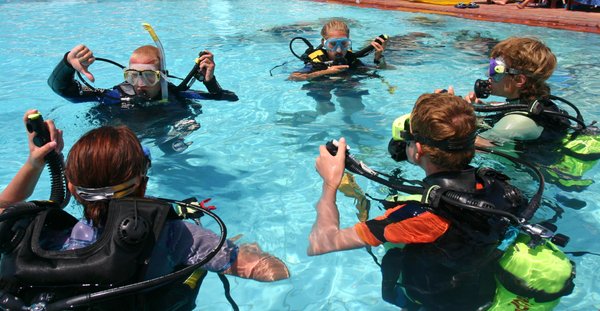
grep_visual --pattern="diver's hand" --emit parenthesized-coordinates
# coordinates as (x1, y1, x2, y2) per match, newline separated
(371, 36, 387, 63)
(225, 243, 290, 282)
(316, 138, 347, 192)
(465, 91, 484, 104)
(434, 86, 455, 94)
(23, 110, 63, 169)
(325, 65, 349, 75)
(198, 50, 215, 82)
(67, 44, 96, 82)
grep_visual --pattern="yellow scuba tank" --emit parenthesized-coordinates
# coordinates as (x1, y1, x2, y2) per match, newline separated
(489, 234, 575, 311)
(546, 134, 600, 190)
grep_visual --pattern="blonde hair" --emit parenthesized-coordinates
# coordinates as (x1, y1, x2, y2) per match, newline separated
(491, 37, 556, 99)
(410, 93, 476, 170)
(321, 20, 350, 38)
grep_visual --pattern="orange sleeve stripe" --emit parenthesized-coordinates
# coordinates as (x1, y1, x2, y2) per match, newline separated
(383, 211, 449, 244)
(354, 222, 383, 246)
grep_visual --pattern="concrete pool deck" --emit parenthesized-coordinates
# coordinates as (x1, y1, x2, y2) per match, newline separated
(311, 0, 600, 34)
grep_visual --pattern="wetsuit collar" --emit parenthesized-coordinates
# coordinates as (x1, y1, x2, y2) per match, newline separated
(423, 166, 477, 193)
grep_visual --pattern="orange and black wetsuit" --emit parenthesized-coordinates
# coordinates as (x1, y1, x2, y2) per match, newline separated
(355, 167, 526, 311)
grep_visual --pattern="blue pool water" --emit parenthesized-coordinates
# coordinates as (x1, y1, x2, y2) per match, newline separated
(1, 0, 600, 310)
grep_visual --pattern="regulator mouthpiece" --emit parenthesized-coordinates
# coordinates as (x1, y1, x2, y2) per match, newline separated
(474, 79, 491, 99)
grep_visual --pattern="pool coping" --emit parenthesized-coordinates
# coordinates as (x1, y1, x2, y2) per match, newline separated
(309, 0, 600, 34)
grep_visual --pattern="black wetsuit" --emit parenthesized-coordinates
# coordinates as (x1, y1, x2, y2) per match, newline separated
(48, 53, 238, 153)
(48, 52, 238, 107)
(376, 168, 526, 311)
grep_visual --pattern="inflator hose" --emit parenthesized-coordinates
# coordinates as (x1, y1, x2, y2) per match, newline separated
(26, 114, 70, 208)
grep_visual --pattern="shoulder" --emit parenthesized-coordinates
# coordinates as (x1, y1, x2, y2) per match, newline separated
(356, 202, 450, 245)
(490, 113, 543, 141)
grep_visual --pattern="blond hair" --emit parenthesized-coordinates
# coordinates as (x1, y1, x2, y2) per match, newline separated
(321, 20, 350, 38)
(491, 37, 556, 99)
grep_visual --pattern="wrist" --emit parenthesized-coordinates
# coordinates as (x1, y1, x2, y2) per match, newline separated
(26, 157, 45, 170)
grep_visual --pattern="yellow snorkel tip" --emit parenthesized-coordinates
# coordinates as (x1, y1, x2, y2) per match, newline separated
(142, 23, 159, 41)
(142, 22, 169, 102)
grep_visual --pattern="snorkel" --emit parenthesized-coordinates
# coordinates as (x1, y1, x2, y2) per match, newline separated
(142, 23, 168, 102)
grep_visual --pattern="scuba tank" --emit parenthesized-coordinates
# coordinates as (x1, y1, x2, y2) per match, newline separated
(491, 233, 575, 311)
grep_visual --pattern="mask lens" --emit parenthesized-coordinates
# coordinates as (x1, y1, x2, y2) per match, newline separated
(124, 69, 160, 86)
(124, 70, 140, 85)
(488, 58, 508, 82)
(324, 38, 351, 52)
(141, 70, 160, 85)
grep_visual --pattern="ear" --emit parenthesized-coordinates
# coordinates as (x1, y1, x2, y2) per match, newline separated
(67, 182, 76, 196)
(414, 142, 424, 161)
(514, 74, 527, 88)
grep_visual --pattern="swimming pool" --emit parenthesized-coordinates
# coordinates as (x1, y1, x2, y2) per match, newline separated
(1, 0, 599, 309)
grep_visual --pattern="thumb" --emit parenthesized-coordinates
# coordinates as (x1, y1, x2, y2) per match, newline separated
(81, 68, 95, 82)
(336, 137, 347, 159)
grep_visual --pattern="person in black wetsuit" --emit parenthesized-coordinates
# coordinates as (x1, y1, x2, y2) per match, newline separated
(309, 93, 529, 310)
(48, 44, 238, 153)
(286, 20, 387, 118)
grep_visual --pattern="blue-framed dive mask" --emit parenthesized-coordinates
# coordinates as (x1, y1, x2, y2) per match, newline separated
(323, 38, 352, 52)
(488, 57, 521, 82)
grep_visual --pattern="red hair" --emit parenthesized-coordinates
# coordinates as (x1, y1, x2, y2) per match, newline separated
(66, 126, 147, 226)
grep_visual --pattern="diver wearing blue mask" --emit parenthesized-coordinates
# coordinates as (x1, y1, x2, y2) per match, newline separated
(288, 19, 387, 81)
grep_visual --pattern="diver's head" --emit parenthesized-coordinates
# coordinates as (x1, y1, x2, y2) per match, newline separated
(321, 20, 351, 61)
(66, 126, 150, 226)
(127, 45, 163, 100)
(486, 37, 556, 100)
(391, 93, 476, 173)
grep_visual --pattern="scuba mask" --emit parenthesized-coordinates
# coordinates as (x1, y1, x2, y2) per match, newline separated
(473, 57, 521, 99)
(124, 69, 161, 86)
(388, 114, 477, 162)
(489, 57, 521, 82)
(324, 38, 352, 52)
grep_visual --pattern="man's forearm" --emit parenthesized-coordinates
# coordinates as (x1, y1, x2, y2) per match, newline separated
(308, 184, 341, 255)
(0, 161, 44, 211)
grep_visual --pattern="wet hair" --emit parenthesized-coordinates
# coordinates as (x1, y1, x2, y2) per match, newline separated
(321, 19, 350, 38)
(65, 126, 147, 226)
(491, 37, 556, 100)
(129, 45, 161, 66)
(410, 93, 476, 170)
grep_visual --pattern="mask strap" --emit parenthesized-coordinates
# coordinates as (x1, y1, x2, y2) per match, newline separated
(74, 176, 142, 202)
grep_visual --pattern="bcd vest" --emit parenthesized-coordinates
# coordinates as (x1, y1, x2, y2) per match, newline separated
(0, 197, 201, 311)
